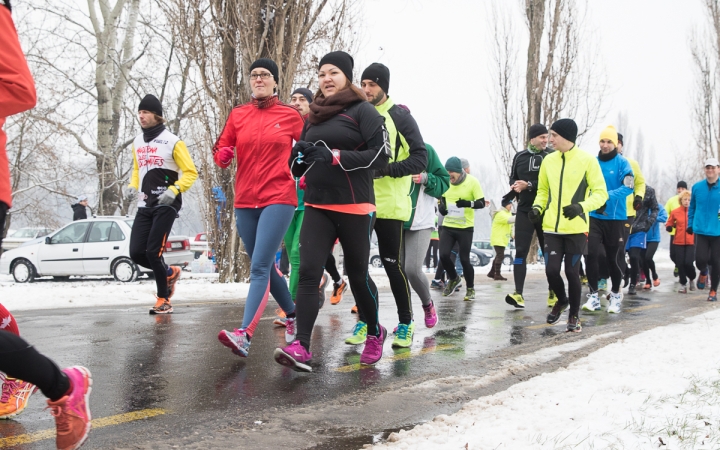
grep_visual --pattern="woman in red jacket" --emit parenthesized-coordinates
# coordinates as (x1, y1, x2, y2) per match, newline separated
(666, 191, 696, 293)
(214, 58, 305, 357)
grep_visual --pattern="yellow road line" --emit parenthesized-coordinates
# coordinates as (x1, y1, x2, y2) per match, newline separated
(624, 304, 662, 313)
(0, 408, 167, 448)
(335, 344, 455, 373)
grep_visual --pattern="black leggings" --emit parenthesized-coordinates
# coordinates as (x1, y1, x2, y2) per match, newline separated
(513, 210, 545, 294)
(628, 247, 643, 285)
(325, 253, 342, 284)
(434, 239, 458, 281)
(130, 206, 177, 298)
(0, 330, 69, 401)
(296, 207, 379, 349)
(673, 244, 696, 285)
(544, 234, 584, 317)
(587, 220, 625, 294)
(439, 227, 474, 288)
(642, 241, 659, 281)
(425, 240, 439, 268)
(374, 218, 412, 324)
(695, 235, 720, 291)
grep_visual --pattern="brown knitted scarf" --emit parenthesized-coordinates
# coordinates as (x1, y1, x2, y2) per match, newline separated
(252, 95, 280, 109)
(308, 88, 363, 125)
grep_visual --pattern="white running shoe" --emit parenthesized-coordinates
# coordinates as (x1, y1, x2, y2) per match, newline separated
(285, 317, 296, 344)
(581, 292, 601, 311)
(607, 292, 622, 313)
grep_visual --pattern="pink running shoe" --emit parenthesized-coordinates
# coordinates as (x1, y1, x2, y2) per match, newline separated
(47, 366, 92, 450)
(422, 301, 438, 328)
(285, 317, 296, 344)
(360, 325, 387, 365)
(274, 341, 313, 372)
(218, 328, 250, 357)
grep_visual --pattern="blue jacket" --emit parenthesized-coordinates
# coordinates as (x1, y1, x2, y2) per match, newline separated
(647, 207, 667, 243)
(689, 179, 720, 237)
(590, 152, 634, 221)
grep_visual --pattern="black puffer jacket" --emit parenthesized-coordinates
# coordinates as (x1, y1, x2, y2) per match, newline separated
(631, 185, 658, 233)
(71, 203, 87, 221)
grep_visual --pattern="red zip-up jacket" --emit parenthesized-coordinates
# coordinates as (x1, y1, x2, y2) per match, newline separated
(213, 97, 304, 208)
(0, 5, 37, 208)
(666, 206, 694, 245)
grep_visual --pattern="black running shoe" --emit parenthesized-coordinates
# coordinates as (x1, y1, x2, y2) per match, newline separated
(628, 284, 636, 296)
(566, 315, 581, 333)
(546, 300, 569, 325)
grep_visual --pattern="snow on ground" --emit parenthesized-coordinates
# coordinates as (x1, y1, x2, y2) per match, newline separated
(371, 307, 720, 450)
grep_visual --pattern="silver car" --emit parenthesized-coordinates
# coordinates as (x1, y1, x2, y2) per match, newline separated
(2, 227, 53, 252)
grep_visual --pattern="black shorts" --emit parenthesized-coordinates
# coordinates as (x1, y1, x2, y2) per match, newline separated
(543, 233, 588, 256)
(590, 217, 627, 247)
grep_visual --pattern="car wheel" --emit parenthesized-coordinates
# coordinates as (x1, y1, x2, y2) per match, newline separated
(53, 276, 71, 281)
(370, 256, 383, 268)
(469, 253, 480, 266)
(12, 259, 35, 283)
(503, 255, 513, 266)
(112, 257, 138, 282)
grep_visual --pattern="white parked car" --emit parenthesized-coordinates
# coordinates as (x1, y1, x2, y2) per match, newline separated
(0, 216, 193, 283)
(2, 227, 53, 252)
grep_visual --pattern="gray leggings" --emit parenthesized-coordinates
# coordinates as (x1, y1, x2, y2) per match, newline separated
(402, 228, 433, 307)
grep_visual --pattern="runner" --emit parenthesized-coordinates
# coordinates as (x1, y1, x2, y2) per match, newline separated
(504, 123, 556, 308)
(403, 143, 449, 329)
(582, 125, 634, 314)
(688, 158, 720, 301)
(617, 133, 646, 286)
(214, 58, 304, 356)
(626, 185, 659, 295)
(361, 63, 428, 348)
(438, 156, 487, 300)
(273, 51, 390, 371)
(666, 190, 696, 293)
(530, 118, 608, 332)
(643, 197, 667, 290)
(0, 4, 92, 448)
(488, 198, 515, 281)
(128, 94, 198, 315)
(665, 181, 687, 278)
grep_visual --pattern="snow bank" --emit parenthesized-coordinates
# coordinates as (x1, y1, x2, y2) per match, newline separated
(372, 307, 720, 449)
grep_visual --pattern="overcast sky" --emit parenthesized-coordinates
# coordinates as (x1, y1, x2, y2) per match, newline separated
(355, 0, 703, 180)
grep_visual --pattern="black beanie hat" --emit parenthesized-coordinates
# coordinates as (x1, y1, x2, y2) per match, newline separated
(550, 118, 578, 144)
(318, 51, 354, 83)
(291, 88, 314, 103)
(249, 58, 279, 84)
(138, 94, 162, 117)
(361, 63, 390, 94)
(528, 123, 548, 140)
(677, 181, 688, 189)
(617, 133, 624, 145)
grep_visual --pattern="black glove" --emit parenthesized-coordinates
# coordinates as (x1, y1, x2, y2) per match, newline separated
(374, 166, 390, 179)
(456, 199, 472, 208)
(292, 140, 312, 163)
(687, 227, 693, 235)
(562, 203, 583, 220)
(438, 198, 448, 216)
(302, 145, 333, 164)
(633, 195, 643, 211)
(528, 207, 542, 225)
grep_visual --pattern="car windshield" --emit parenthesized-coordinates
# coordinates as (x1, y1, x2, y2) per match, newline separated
(10, 229, 37, 238)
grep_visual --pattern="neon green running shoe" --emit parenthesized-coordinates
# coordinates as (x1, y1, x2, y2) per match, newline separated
(443, 277, 462, 296)
(464, 288, 475, 301)
(547, 290, 558, 307)
(505, 291, 525, 308)
(345, 321, 367, 345)
(391, 322, 415, 348)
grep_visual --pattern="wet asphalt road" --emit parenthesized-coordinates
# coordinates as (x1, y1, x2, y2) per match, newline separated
(2, 270, 717, 449)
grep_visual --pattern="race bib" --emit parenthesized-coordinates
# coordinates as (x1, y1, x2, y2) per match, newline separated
(446, 204, 466, 225)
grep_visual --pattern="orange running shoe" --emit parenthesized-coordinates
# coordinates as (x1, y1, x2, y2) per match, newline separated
(167, 266, 182, 299)
(351, 305, 358, 314)
(274, 308, 287, 327)
(330, 279, 348, 305)
(47, 366, 92, 450)
(149, 296, 173, 315)
(0, 377, 36, 419)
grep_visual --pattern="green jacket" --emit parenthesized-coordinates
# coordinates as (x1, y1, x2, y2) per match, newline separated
(664, 194, 680, 236)
(373, 97, 428, 221)
(442, 174, 485, 229)
(490, 208, 515, 247)
(533, 146, 608, 234)
(404, 143, 450, 230)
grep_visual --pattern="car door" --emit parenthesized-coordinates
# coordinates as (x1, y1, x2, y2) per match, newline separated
(83, 221, 126, 274)
(37, 222, 91, 275)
